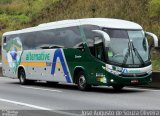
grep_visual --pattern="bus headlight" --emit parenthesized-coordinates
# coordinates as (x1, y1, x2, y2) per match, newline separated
(110, 79, 114, 83)
(103, 64, 122, 76)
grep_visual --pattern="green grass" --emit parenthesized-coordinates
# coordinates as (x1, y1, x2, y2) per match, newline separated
(0, 0, 12, 4)
(152, 50, 160, 71)
(0, 14, 30, 22)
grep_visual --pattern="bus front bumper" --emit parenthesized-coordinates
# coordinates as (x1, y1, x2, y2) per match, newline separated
(106, 72, 152, 86)
(95, 72, 152, 86)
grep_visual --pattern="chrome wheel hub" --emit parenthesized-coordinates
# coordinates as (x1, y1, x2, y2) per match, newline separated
(79, 75, 86, 88)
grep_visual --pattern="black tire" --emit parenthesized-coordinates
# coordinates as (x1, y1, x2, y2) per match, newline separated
(112, 85, 124, 91)
(18, 69, 28, 85)
(77, 71, 91, 91)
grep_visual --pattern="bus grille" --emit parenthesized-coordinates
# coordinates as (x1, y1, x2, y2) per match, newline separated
(120, 72, 148, 77)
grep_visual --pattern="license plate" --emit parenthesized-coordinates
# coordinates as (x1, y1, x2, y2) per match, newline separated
(131, 80, 139, 84)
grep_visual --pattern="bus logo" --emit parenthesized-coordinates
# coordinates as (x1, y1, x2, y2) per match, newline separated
(122, 68, 128, 73)
(51, 49, 72, 83)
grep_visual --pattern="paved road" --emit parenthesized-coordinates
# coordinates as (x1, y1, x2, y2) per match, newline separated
(0, 77, 160, 116)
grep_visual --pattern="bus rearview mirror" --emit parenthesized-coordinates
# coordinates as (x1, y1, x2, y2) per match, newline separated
(92, 30, 111, 47)
(145, 32, 158, 48)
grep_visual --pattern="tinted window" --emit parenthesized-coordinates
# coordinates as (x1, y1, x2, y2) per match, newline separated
(82, 25, 101, 47)
(104, 29, 128, 38)
(3, 35, 14, 51)
(17, 26, 83, 50)
(82, 25, 103, 56)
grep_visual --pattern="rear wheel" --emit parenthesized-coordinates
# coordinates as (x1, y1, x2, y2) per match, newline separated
(18, 69, 28, 85)
(77, 71, 91, 91)
(112, 85, 124, 91)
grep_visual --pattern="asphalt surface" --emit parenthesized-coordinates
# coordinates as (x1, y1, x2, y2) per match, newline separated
(0, 77, 160, 116)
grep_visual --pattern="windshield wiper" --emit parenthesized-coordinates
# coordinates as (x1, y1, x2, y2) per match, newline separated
(122, 40, 145, 67)
(122, 41, 132, 66)
(131, 42, 145, 66)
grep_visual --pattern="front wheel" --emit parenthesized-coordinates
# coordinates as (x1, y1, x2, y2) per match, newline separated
(77, 71, 91, 91)
(18, 69, 28, 85)
(112, 85, 124, 91)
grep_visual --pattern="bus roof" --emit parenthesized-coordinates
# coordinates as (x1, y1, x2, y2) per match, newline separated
(3, 18, 143, 36)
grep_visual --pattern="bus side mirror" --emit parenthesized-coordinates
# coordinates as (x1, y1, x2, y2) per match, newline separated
(145, 32, 158, 48)
(92, 30, 111, 47)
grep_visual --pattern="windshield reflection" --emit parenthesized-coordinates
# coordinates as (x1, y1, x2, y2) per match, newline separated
(103, 29, 149, 67)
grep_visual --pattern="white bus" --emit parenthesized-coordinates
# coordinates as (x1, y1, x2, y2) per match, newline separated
(2, 18, 158, 90)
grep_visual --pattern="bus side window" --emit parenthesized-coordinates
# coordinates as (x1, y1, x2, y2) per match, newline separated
(3, 37, 6, 45)
(3, 36, 7, 50)
(3, 37, 6, 43)
(94, 36, 105, 61)
(82, 25, 103, 58)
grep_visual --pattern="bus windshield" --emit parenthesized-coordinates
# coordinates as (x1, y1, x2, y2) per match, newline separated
(103, 29, 149, 67)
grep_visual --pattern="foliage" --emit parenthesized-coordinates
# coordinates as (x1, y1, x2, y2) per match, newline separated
(0, 0, 160, 71)
(149, 0, 160, 17)
(0, 0, 12, 4)
(151, 50, 160, 72)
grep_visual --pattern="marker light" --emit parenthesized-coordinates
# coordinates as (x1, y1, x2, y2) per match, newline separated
(110, 79, 114, 83)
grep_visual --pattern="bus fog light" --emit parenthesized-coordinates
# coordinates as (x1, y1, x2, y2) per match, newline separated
(110, 79, 114, 83)
(96, 76, 106, 83)
(150, 78, 152, 82)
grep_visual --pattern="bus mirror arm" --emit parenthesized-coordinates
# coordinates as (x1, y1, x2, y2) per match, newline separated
(92, 30, 111, 47)
(145, 32, 158, 48)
